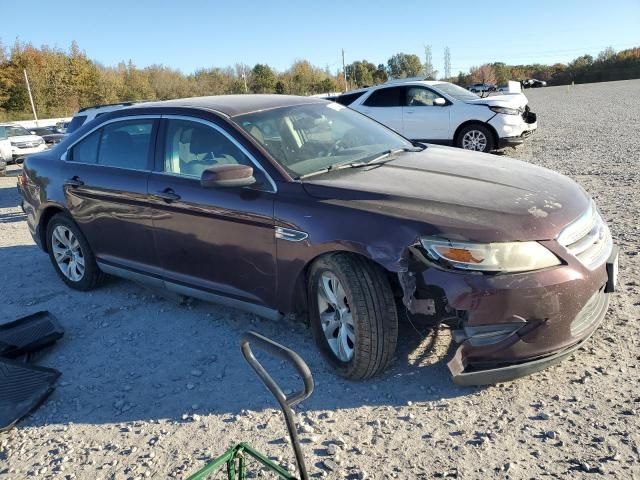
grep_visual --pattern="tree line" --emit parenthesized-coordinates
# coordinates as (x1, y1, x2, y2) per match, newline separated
(0, 40, 638, 122)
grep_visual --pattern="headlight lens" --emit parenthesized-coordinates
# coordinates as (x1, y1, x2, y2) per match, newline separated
(420, 238, 561, 272)
(489, 106, 521, 115)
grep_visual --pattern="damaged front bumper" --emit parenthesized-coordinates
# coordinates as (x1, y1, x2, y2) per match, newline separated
(403, 244, 617, 386)
(448, 288, 609, 385)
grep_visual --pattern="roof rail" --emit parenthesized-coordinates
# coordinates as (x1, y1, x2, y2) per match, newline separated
(77, 102, 137, 113)
(383, 76, 431, 85)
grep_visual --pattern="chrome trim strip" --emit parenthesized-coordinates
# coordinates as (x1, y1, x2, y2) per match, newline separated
(161, 114, 277, 193)
(165, 282, 283, 321)
(97, 261, 283, 321)
(61, 114, 162, 157)
(275, 226, 308, 242)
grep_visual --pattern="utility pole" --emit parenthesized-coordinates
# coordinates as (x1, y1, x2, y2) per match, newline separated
(424, 45, 433, 79)
(444, 47, 451, 80)
(342, 49, 348, 91)
(23, 69, 38, 126)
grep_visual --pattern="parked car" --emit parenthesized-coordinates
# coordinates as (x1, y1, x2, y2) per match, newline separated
(30, 127, 65, 148)
(18, 95, 617, 385)
(65, 102, 138, 135)
(467, 83, 496, 93)
(333, 79, 537, 152)
(523, 79, 547, 88)
(0, 128, 11, 175)
(0, 123, 46, 163)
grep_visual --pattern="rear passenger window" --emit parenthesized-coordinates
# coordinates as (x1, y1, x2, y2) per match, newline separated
(335, 91, 366, 106)
(97, 120, 153, 169)
(70, 130, 100, 164)
(363, 87, 404, 107)
(65, 115, 87, 134)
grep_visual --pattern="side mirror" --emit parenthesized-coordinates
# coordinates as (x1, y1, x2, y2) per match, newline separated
(201, 164, 256, 188)
(434, 98, 447, 106)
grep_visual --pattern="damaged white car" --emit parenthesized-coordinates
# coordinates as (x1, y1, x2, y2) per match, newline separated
(333, 79, 538, 152)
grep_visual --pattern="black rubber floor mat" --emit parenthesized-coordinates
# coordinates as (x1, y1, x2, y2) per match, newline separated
(0, 311, 64, 358)
(0, 358, 60, 432)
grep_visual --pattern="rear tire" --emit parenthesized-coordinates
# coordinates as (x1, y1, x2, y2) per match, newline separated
(308, 253, 398, 380)
(456, 124, 495, 153)
(46, 213, 104, 291)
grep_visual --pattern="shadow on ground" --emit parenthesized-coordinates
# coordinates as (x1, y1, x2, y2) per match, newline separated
(0, 243, 478, 431)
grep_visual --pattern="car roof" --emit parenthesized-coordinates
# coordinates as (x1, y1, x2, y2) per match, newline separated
(340, 80, 447, 95)
(138, 94, 328, 117)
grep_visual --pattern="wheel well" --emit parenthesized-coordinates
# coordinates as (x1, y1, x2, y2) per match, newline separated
(290, 250, 401, 323)
(38, 206, 64, 252)
(453, 120, 498, 147)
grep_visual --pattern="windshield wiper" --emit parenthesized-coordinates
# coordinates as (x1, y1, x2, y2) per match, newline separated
(296, 146, 424, 180)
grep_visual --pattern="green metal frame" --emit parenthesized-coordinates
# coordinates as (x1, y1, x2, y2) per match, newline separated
(186, 443, 298, 480)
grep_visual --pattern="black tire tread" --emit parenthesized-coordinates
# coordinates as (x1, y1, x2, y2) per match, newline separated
(310, 252, 398, 380)
(46, 213, 105, 291)
(456, 123, 495, 152)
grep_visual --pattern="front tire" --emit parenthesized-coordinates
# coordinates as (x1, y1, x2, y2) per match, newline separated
(46, 213, 104, 291)
(308, 253, 398, 380)
(456, 124, 495, 153)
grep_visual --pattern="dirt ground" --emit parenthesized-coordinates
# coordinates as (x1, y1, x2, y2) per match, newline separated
(0, 80, 639, 480)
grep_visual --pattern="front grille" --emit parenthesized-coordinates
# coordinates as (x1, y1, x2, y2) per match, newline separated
(14, 141, 41, 149)
(558, 202, 612, 269)
(570, 288, 608, 337)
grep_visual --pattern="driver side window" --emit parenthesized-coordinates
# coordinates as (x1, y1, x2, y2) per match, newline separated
(164, 119, 252, 177)
(406, 87, 443, 107)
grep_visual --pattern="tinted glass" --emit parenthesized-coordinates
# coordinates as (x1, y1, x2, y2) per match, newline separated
(97, 120, 153, 169)
(164, 119, 252, 177)
(335, 91, 366, 106)
(236, 102, 412, 178)
(70, 130, 100, 164)
(0, 127, 6, 140)
(406, 87, 443, 106)
(66, 115, 87, 134)
(363, 87, 404, 107)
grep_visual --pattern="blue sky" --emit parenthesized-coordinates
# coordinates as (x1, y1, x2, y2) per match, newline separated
(4, 0, 639, 75)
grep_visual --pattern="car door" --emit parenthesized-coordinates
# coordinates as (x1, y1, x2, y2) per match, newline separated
(147, 116, 277, 308)
(402, 86, 451, 141)
(353, 86, 405, 133)
(63, 117, 159, 272)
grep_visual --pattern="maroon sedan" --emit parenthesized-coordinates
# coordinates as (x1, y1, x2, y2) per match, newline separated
(17, 95, 618, 384)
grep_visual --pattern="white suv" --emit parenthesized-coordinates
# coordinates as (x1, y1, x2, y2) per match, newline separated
(334, 80, 537, 152)
(65, 102, 138, 135)
(0, 123, 46, 163)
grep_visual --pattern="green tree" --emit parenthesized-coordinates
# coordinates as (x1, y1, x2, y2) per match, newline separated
(387, 53, 423, 78)
(250, 64, 276, 93)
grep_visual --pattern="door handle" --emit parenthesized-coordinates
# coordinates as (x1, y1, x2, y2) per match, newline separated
(64, 176, 84, 188)
(155, 188, 181, 202)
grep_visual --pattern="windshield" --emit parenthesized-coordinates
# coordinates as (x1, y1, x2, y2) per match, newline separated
(432, 82, 480, 101)
(234, 102, 413, 178)
(4, 125, 32, 137)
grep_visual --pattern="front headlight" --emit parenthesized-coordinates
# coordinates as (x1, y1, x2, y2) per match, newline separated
(420, 238, 561, 273)
(489, 106, 521, 115)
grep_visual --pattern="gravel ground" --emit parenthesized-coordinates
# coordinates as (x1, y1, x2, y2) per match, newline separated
(1, 79, 639, 480)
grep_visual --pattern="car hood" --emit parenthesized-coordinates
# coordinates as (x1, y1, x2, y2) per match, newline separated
(301, 145, 591, 243)
(9, 135, 43, 143)
(465, 93, 529, 109)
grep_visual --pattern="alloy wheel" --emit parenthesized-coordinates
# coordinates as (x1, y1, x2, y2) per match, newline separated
(317, 272, 355, 362)
(462, 130, 488, 151)
(51, 225, 85, 281)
